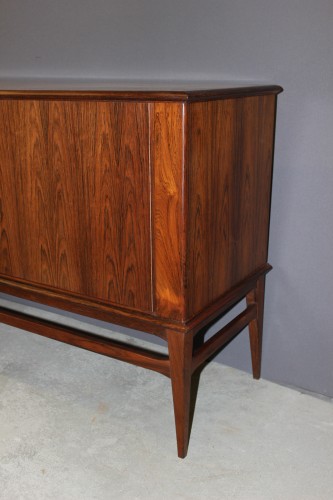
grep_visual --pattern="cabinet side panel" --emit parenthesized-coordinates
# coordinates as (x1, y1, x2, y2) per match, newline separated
(150, 103, 185, 320)
(0, 100, 152, 312)
(186, 95, 276, 318)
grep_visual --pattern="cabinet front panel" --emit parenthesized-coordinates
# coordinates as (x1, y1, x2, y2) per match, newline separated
(0, 100, 152, 312)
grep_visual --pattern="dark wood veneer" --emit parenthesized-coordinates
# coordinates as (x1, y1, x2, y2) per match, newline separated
(186, 95, 276, 318)
(0, 100, 151, 311)
(0, 83, 282, 458)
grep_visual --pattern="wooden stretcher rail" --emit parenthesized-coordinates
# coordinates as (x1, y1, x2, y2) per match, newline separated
(192, 304, 257, 373)
(0, 307, 170, 377)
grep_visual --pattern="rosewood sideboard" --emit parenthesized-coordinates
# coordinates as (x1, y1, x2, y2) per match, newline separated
(0, 81, 282, 457)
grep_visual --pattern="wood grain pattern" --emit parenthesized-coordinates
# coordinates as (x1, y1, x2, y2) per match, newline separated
(0, 85, 282, 459)
(0, 262, 271, 339)
(0, 100, 151, 311)
(150, 103, 185, 320)
(186, 95, 276, 319)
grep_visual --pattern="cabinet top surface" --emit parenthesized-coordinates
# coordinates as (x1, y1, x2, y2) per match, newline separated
(0, 78, 282, 101)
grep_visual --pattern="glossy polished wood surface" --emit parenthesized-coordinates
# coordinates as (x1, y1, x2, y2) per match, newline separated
(0, 84, 282, 458)
(186, 95, 276, 318)
(0, 100, 151, 311)
(151, 102, 185, 320)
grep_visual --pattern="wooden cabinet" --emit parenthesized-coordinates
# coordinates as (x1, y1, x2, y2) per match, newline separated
(0, 82, 282, 457)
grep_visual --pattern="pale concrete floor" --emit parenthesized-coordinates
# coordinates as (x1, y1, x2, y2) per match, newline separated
(0, 306, 333, 500)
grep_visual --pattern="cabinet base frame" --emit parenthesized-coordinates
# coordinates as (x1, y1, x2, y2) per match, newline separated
(0, 266, 269, 458)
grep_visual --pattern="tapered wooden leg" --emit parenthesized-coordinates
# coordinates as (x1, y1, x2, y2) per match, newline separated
(167, 330, 194, 458)
(246, 275, 266, 379)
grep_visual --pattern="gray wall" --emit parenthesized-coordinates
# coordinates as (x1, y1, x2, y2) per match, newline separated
(1, 0, 333, 397)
